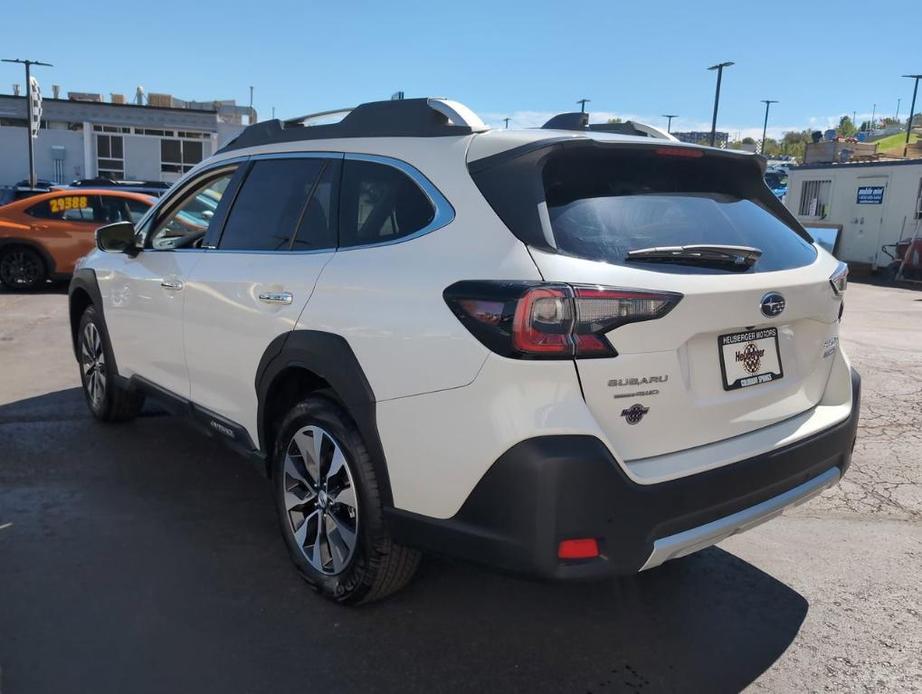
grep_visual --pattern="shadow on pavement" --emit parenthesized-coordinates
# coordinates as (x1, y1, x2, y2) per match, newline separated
(0, 388, 807, 694)
(0, 279, 69, 295)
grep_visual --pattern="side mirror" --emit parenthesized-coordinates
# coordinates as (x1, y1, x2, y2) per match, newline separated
(96, 221, 140, 256)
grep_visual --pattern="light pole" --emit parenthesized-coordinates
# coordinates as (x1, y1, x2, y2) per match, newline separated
(2, 58, 53, 188)
(577, 98, 590, 113)
(760, 100, 778, 155)
(707, 62, 734, 147)
(661, 114, 678, 133)
(903, 74, 921, 157)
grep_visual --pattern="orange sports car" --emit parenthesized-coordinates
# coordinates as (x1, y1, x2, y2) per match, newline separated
(0, 189, 155, 289)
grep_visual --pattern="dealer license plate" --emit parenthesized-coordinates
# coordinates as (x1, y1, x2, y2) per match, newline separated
(718, 328, 784, 391)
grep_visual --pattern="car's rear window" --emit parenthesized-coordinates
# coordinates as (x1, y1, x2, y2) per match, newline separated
(471, 143, 817, 274)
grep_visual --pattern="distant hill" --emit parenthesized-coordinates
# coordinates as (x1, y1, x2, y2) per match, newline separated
(875, 131, 921, 156)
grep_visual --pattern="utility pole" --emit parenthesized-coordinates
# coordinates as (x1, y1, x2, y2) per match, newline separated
(707, 62, 734, 147)
(760, 100, 778, 155)
(2, 58, 53, 188)
(903, 74, 921, 157)
(661, 114, 678, 133)
(896, 97, 901, 121)
(503, 117, 510, 129)
(577, 98, 590, 113)
(870, 103, 876, 132)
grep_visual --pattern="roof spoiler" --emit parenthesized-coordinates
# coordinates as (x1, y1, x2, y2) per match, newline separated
(540, 112, 677, 141)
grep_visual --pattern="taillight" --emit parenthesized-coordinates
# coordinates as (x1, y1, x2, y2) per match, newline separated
(444, 281, 682, 359)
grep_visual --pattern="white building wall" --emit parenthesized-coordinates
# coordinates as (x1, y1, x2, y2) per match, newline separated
(786, 162, 922, 268)
(0, 126, 85, 185)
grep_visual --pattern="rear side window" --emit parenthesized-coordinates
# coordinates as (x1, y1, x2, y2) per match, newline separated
(473, 145, 817, 274)
(338, 160, 434, 248)
(98, 195, 151, 224)
(28, 195, 100, 222)
(219, 158, 328, 251)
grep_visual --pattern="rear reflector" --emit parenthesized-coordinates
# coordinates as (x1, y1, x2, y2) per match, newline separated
(558, 538, 600, 560)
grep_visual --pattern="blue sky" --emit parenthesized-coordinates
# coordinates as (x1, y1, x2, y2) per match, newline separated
(4, 0, 919, 139)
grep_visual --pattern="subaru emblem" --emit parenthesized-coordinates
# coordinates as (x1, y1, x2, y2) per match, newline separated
(760, 292, 785, 318)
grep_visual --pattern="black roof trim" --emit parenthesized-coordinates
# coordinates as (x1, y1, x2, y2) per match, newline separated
(218, 98, 475, 153)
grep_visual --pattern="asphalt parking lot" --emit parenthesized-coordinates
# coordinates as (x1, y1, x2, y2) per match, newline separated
(1, 281, 920, 693)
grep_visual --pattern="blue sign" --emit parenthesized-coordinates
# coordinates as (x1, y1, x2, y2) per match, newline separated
(856, 186, 885, 204)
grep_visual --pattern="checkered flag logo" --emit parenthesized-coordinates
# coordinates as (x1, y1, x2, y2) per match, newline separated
(29, 76, 42, 138)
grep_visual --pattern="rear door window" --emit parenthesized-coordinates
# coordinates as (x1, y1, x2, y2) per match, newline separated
(219, 158, 330, 251)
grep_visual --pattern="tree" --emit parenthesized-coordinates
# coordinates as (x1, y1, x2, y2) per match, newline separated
(762, 137, 781, 157)
(880, 116, 901, 127)
(837, 115, 857, 138)
(607, 117, 623, 124)
(741, 136, 756, 144)
(779, 130, 813, 159)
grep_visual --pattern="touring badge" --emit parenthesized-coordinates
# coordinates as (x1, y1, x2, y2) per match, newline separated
(621, 403, 649, 425)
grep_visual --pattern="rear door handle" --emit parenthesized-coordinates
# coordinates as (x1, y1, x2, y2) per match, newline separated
(160, 279, 183, 291)
(258, 291, 293, 305)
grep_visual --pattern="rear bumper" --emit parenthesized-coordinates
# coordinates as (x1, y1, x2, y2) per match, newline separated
(386, 369, 860, 579)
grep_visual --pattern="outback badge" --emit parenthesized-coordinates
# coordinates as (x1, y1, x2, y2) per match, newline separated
(621, 403, 649, 425)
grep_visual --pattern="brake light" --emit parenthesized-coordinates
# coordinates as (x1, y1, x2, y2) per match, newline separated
(655, 146, 704, 158)
(444, 281, 682, 359)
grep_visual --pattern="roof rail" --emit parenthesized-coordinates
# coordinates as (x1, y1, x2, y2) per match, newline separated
(540, 112, 677, 141)
(218, 97, 488, 153)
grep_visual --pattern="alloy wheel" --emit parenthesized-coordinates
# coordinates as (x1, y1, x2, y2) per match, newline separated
(80, 322, 106, 408)
(0, 250, 42, 287)
(283, 425, 359, 575)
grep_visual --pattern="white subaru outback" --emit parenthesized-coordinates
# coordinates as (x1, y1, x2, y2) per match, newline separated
(69, 97, 860, 604)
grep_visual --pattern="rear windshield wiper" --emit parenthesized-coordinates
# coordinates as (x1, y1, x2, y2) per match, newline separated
(626, 244, 762, 270)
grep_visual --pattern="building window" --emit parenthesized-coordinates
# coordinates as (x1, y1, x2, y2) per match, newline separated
(96, 134, 124, 180)
(798, 179, 831, 218)
(161, 139, 203, 175)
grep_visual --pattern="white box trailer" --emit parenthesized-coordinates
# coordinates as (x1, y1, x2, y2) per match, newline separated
(785, 160, 922, 270)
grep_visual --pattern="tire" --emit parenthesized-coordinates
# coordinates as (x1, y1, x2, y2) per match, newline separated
(77, 305, 145, 422)
(0, 246, 47, 290)
(272, 395, 420, 604)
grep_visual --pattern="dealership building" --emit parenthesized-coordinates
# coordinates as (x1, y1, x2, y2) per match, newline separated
(0, 91, 253, 187)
